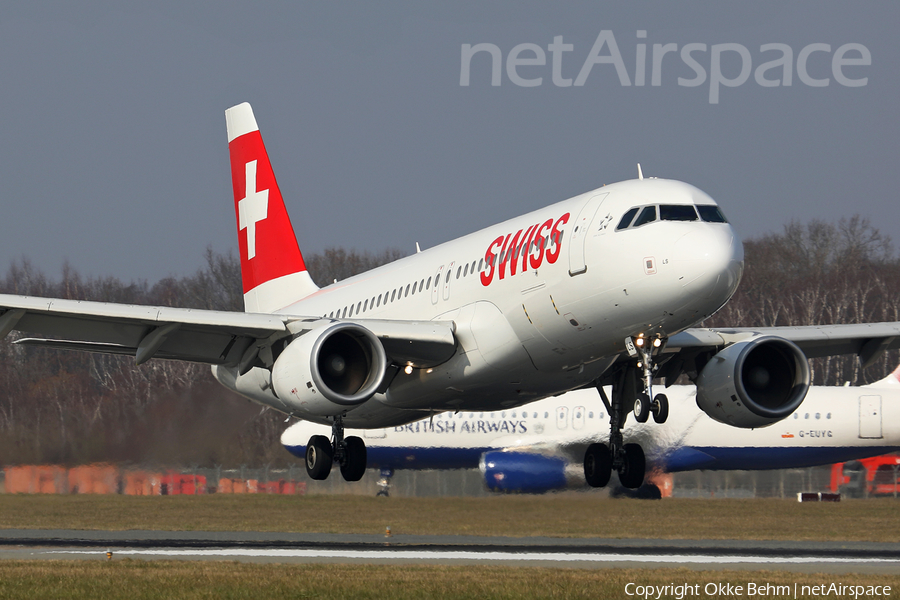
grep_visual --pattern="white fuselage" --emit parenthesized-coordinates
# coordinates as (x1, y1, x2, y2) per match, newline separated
(282, 376, 900, 474)
(233, 178, 743, 427)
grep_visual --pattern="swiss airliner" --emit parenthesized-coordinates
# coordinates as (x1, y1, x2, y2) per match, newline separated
(282, 364, 900, 495)
(0, 102, 898, 491)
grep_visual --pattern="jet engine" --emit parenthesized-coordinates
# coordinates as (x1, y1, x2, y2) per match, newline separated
(271, 322, 388, 417)
(480, 451, 575, 493)
(695, 335, 810, 428)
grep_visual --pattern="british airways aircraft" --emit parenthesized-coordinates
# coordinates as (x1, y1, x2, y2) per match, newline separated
(282, 364, 900, 495)
(0, 102, 898, 491)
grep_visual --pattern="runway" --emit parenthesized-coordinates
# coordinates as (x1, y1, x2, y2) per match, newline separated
(1, 530, 898, 573)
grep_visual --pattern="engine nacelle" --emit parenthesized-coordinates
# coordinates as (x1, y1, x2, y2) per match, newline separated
(271, 322, 388, 417)
(696, 335, 810, 428)
(480, 451, 577, 493)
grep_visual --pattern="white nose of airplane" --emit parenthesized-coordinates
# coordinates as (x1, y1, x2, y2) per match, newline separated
(674, 223, 744, 306)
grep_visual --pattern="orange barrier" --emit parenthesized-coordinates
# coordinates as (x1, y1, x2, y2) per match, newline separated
(3, 465, 306, 495)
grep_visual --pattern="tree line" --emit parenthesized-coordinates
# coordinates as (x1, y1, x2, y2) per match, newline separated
(0, 216, 896, 467)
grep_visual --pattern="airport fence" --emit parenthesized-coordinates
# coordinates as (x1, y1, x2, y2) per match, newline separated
(0, 463, 867, 499)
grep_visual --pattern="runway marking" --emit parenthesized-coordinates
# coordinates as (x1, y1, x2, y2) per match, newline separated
(40, 549, 900, 565)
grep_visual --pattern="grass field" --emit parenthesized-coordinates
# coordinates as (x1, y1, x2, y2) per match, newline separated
(2, 495, 898, 599)
(0, 494, 898, 542)
(0, 562, 896, 600)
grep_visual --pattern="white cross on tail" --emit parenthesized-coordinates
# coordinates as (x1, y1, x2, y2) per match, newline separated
(238, 160, 269, 259)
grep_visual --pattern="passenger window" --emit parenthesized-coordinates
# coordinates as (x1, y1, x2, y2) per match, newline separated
(456, 266, 462, 279)
(445, 271, 451, 284)
(696, 205, 728, 223)
(376, 295, 381, 307)
(356, 301, 362, 313)
(478, 259, 484, 272)
(405, 284, 410, 297)
(391, 290, 396, 302)
(348, 305, 354, 317)
(632, 205, 657, 228)
(463, 263, 469, 277)
(617, 207, 639, 230)
(420, 278, 425, 290)
(659, 205, 698, 221)
(363, 299, 368, 312)
(342, 307, 348, 318)
(411, 282, 417, 295)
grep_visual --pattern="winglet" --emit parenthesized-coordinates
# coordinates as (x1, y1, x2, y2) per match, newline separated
(226, 103, 319, 313)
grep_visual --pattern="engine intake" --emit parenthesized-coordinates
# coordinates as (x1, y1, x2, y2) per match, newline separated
(695, 335, 810, 428)
(272, 322, 388, 416)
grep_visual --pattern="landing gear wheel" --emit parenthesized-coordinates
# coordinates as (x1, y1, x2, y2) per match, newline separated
(584, 443, 612, 488)
(306, 435, 333, 480)
(617, 443, 645, 489)
(652, 393, 669, 424)
(633, 393, 650, 423)
(340, 436, 368, 482)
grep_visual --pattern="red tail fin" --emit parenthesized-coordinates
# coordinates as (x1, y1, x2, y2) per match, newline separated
(226, 103, 318, 312)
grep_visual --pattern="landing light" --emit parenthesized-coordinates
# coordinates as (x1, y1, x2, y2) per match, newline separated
(635, 337, 644, 347)
(653, 338, 662, 348)
(404, 365, 413, 375)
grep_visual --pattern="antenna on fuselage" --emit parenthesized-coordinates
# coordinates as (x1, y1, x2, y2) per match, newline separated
(637, 163, 644, 180)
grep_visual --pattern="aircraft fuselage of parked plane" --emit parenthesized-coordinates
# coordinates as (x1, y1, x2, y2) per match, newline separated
(282, 366, 900, 494)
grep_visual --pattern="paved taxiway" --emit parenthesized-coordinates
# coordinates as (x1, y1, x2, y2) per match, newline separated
(1, 530, 898, 573)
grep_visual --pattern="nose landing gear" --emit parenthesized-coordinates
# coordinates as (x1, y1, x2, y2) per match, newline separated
(305, 416, 368, 482)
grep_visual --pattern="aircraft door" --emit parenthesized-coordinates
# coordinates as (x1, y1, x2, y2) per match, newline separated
(568, 192, 609, 276)
(431, 266, 444, 305)
(443, 262, 455, 301)
(573, 406, 585, 430)
(859, 395, 883, 439)
(556, 406, 568, 430)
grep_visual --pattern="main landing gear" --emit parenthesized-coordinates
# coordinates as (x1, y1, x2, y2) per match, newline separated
(305, 416, 368, 482)
(584, 335, 668, 490)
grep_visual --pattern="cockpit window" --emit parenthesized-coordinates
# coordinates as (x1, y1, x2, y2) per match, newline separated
(696, 205, 728, 223)
(632, 205, 657, 228)
(659, 205, 698, 221)
(616, 207, 639, 231)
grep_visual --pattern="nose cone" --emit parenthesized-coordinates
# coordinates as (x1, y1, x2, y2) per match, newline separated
(674, 224, 744, 307)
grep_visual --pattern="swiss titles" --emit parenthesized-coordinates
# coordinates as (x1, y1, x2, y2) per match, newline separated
(481, 213, 569, 286)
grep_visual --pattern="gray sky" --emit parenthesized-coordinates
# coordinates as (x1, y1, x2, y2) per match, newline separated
(1, 2, 896, 283)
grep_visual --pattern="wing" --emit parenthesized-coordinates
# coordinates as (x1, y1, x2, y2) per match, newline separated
(0, 294, 457, 369)
(662, 322, 900, 380)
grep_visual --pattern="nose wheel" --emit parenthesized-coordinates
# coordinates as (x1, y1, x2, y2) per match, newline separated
(305, 416, 368, 482)
(634, 392, 668, 424)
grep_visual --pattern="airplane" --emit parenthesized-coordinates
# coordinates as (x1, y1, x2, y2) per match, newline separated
(0, 101, 898, 491)
(281, 363, 900, 495)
